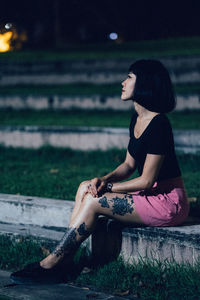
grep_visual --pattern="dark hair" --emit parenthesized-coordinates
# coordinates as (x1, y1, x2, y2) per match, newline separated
(129, 59, 176, 113)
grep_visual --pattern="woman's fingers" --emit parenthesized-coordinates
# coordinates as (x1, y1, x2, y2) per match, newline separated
(97, 181, 105, 193)
(90, 178, 99, 197)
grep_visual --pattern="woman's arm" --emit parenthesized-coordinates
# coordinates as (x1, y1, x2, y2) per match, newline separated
(111, 154, 164, 193)
(90, 150, 136, 196)
(102, 150, 136, 182)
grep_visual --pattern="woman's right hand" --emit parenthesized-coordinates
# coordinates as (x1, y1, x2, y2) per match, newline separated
(89, 177, 107, 197)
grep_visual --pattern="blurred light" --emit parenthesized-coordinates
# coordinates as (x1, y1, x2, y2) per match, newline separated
(0, 23, 27, 52)
(108, 32, 118, 40)
(0, 32, 12, 52)
(5, 23, 12, 30)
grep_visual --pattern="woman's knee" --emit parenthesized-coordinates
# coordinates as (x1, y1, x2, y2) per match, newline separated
(82, 193, 99, 209)
(79, 180, 90, 190)
(77, 180, 90, 195)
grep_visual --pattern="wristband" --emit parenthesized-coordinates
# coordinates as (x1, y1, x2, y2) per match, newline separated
(106, 182, 113, 192)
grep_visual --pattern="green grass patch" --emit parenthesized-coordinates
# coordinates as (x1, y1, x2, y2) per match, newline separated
(0, 83, 200, 97)
(0, 235, 87, 273)
(0, 296, 13, 300)
(0, 147, 199, 204)
(1, 36, 200, 62)
(0, 236, 45, 272)
(0, 147, 124, 200)
(0, 109, 200, 129)
(76, 256, 200, 300)
(0, 84, 121, 97)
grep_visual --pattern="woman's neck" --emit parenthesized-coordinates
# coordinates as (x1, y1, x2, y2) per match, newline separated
(134, 102, 159, 120)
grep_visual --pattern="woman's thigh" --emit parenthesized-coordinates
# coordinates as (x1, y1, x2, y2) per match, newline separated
(84, 192, 144, 225)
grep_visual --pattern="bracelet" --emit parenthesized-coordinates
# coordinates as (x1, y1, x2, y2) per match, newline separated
(106, 182, 113, 192)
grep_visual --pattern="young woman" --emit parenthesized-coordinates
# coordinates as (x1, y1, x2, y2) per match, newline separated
(11, 59, 189, 284)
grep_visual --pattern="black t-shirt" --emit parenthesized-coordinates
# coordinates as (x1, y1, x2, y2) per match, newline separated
(128, 113, 181, 181)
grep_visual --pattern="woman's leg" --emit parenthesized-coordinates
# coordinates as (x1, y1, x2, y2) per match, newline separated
(40, 191, 143, 269)
(70, 181, 90, 224)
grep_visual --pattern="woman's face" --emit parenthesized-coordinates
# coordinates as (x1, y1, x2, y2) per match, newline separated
(121, 72, 136, 101)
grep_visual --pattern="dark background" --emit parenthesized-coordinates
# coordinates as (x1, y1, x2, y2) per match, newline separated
(1, 0, 200, 48)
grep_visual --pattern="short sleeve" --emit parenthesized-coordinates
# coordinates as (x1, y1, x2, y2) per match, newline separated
(146, 116, 172, 155)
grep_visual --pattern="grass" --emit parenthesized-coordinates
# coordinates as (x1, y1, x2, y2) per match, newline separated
(76, 256, 200, 300)
(0, 83, 121, 97)
(0, 234, 199, 300)
(0, 236, 45, 272)
(0, 147, 124, 200)
(0, 296, 13, 300)
(0, 83, 200, 97)
(0, 147, 199, 204)
(1, 36, 200, 62)
(0, 109, 200, 129)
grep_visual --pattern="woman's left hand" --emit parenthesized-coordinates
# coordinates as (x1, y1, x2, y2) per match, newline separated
(89, 177, 107, 197)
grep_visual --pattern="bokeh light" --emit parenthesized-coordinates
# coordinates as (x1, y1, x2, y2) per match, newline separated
(108, 32, 118, 40)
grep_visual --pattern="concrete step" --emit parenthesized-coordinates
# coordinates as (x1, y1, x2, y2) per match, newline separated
(1, 70, 200, 85)
(0, 94, 200, 111)
(0, 126, 200, 153)
(1, 56, 200, 74)
(0, 270, 129, 300)
(1, 56, 200, 85)
(0, 193, 200, 266)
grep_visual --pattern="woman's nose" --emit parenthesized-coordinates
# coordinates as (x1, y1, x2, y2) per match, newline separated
(122, 80, 126, 86)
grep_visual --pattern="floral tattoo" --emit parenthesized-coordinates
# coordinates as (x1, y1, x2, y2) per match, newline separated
(98, 194, 134, 216)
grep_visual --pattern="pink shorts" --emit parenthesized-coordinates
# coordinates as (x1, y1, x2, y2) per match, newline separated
(132, 177, 189, 227)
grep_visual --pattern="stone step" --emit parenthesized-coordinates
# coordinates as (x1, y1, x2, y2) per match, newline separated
(1, 56, 200, 74)
(0, 193, 199, 266)
(0, 126, 200, 153)
(1, 56, 200, 85)
(0, 269, 128, 300)
(1, 70, 200, 85)
(0, 94, 200, 111)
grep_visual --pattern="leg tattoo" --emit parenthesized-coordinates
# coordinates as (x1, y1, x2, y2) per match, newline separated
(52, 222, 91, 258)
(99, 196, 110, 208)
(98, 194, 134, 216)
(111, 196, 134, 216)
(77, 222, 90, 236)
(52, 227, 78, 258)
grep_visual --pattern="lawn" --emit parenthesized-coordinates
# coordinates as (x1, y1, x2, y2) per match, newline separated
(1, 36, 200, 62)
(0, 147, 199, 202)
(0, 83, 200, 96)
(0, 109, 200, 129)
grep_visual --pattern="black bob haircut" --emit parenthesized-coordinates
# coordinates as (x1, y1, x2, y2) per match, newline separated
(129, 59, 176, 113)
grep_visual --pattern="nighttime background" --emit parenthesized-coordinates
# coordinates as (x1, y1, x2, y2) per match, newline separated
(1, 0, 200, 49)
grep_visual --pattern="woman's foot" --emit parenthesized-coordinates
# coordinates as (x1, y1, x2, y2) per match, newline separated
(40, 253, 63, 269)
(10, 261, 73, 285)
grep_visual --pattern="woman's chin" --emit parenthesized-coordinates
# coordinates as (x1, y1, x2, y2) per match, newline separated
(121, 96, 131, 101)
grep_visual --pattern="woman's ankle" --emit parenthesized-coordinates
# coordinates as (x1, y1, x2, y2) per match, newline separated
(40, 254, 63, 269)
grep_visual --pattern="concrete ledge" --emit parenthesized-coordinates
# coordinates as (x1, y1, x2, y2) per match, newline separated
(0, 193, 73, 228)
(1, 55, 200, 85)
(0, 126, 200, 153)
(0, 94, 199, 111)
(121, 223, 200, 265)
(0, 270, 130, 300)
(0, 193, 200, 265)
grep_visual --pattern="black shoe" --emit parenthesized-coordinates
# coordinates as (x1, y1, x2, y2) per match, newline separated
(10, 262, 71, 285)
